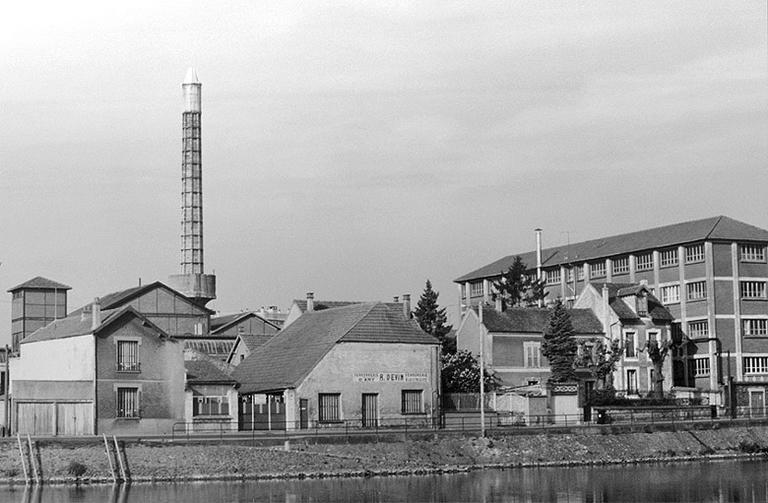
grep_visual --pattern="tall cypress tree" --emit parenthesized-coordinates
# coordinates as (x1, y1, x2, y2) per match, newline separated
(413, 280, 454, 352)
(541, 299, 578, 382)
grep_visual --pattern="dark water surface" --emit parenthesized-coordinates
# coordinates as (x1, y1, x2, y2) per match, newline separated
(1, 459, 766, 502)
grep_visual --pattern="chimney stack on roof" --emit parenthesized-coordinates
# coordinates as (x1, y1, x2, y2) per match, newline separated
(393, 296, 399, 303)
(91, 298, 101, 331)
(306, 292, 314, 312)
(535, 228, 543, 308)
(402, 294, 411, 319)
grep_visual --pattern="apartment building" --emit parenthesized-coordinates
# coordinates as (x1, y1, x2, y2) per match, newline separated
(455, 216, 768, 406)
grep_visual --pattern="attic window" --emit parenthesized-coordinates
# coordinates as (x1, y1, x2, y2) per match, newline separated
(636, 295, 648, 317)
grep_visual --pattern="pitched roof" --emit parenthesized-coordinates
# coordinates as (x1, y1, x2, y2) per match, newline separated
(455, 216, 768, 282)
(185, 359, 235, 384)
(8, 276, 71, 292)
(211, 312, 280, 334)
(21, 306, 169, 344)
(480, 306, 603, 335)
(591, 282, 674, 322)
(239, 334, 275, 351)
(234, 303, 438, 394)
(70, 281, 215, 316)
(292, 299, 403, 313)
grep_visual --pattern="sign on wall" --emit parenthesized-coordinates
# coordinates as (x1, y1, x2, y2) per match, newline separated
(353, 372, 428, 383)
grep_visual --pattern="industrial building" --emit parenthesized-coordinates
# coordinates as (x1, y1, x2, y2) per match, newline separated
(455, 216, 768, 407)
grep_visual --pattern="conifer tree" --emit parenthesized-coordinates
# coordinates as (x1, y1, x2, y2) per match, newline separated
(541, 299, 578, 382)
(492, 256, 548, 309)
(413, 280, 454, 352)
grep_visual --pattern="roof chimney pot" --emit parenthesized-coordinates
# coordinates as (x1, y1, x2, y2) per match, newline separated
(91, 297, 101, 331)
(306, 292, 314, 312)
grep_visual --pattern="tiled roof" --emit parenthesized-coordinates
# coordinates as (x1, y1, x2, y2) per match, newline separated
(293, 300, 403, 313)
(480, 306, 603, 335)
(455, 216, 768, 282)
(185, 359, 235, 384)
(592, 282, 674, 322)
(8, 276, 71, 292)
(70, 281, 215, 316)
(234, 303, 438, 394)
(211, 312, 280, 334)
(21, 306, 169, 344)
(240, 334, 275, 351)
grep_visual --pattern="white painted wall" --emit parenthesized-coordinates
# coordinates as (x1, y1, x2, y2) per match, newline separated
(11, 335, 95, 383)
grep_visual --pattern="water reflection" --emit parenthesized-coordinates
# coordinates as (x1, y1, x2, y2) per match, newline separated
(2, 459, 767, 502)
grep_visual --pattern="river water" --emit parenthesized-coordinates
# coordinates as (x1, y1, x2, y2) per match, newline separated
(1, 459, 765, 502)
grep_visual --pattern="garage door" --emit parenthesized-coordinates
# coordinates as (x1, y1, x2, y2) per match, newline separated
(57, 403, 93, 435)
(17, 403, 54, 435)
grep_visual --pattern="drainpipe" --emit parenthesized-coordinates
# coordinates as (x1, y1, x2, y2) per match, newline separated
(535, 228, 543, 307)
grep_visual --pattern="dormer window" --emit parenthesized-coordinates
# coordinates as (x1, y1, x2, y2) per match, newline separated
(636, 294, 648, 317)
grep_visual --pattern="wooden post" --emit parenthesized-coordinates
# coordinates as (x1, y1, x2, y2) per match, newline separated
(103, 434, 116, 484)
(16, 434, 29, 485)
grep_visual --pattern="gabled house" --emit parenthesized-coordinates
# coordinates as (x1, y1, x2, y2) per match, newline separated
(213, 312, 280, 366)
(226, 333, 276, 366)
(456, 305, 604, 391)
(69, 281, 232, 360)
(184, 351, 237, 431)
(233, 302, 440, 430)
(574, 282, 675, 395)
(10, 300, 185, 435)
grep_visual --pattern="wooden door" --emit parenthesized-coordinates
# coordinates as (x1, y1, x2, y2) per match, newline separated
(362, 394, 378, 428)
(17, 402, 54, 435)
(299, 399, 309, 429)
(56, 403, 93, 436)
(238, 394, 253, 431)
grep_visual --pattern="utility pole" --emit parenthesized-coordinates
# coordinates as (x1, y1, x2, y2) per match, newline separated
(4, 345, 9, 436)
(478, 304, 485, 437)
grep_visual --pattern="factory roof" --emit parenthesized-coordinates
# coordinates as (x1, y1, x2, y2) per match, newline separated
(8, 276, 71, 292)
(234, 303, 438, 394)
(456, 215, 768, 282)
(70, 281, 215, 316)
(211, 312, 280, 334)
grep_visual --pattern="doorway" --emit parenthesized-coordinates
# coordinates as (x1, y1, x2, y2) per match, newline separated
(362, 393, 378, 428)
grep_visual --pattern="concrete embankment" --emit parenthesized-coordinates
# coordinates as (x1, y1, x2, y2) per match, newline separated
(2, 424, 768, 485)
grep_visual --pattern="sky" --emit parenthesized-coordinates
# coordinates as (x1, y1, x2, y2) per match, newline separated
(0, 1, 766, 343)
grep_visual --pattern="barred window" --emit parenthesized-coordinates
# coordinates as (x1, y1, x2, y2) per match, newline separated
(193, 396, 230, 416)
(660, 284, 680, 304)
(741, 281, 767, 299)
(741, 244, 766, 262)
(116, 387, 139, 418)
(660, 249, 678, 268)
(545, 269, 561, 285)
(470, 281, 484, 297)
(589, 261, 606, 278)
(688, 320, 709, 339)
(401, 390, 423, 414)
(612, 257, 629, 275)
(693, 357, 710, 377)
(686, 281, 707, 301)
(318, 393, 341, 422)
(116, 340, 140, 372)
(636, 253, 654, 271)
(744, 356, 768, 374)
(743, 319, 768, 337)
(685, 244, 705, 263)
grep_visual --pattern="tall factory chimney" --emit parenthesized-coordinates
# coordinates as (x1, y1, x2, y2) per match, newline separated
(168, 68, 216, 306)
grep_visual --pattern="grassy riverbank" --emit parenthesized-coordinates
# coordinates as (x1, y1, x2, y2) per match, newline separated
(2, 424, 768, 485)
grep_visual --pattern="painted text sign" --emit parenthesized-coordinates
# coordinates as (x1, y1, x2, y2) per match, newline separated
(353, 372, 428, 383)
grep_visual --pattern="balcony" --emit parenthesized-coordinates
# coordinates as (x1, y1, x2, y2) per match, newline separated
(116, 362, 141, 373)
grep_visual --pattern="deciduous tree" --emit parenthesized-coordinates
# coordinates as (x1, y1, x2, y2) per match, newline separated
(441, 349, 499, 393)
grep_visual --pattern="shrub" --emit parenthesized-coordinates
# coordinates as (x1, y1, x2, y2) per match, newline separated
(67, 461, 87, 477)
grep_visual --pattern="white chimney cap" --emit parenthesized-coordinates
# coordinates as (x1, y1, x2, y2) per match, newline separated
(183, 67, 200, 85)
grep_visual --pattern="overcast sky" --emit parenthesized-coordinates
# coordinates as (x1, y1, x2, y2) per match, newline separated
(0, 1, 766, 341)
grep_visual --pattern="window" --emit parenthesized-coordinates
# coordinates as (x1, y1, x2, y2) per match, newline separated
(624, 332, 637, 358)
(193, 396, 229, 416)
(524, 341, 542, 368)
(741, 281, 767, 299)
(636, 295, 648, 317)
(194, 323, 203, 335)
(545, 269, 561, 285)
(116, 387, 139, 418)
(589, 261, 606, 278)
(660, 284, 680, 304)
(693, 357, 710, 377)
(116, 340, 140, 372)
(743, 319, 768, 337)
(612, 257, 629, 275)
(685, 244, 705, 263)
(577, 266, 585, 280)
(741, 244, 766, 262)
(565, 268, 574, 283)
(688, 320, 709, 339)
(401, 390, 423, 414)
(647, 331, 661, 345)
(626, 369, 638, 394)
(686, 281, 707, 301)
(660, 249, 678, 268)
(470, 282, 484, 297)
(636, 253, 654, 271)
(744, 357, 768, 374)
(318, 393, 341, 422)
